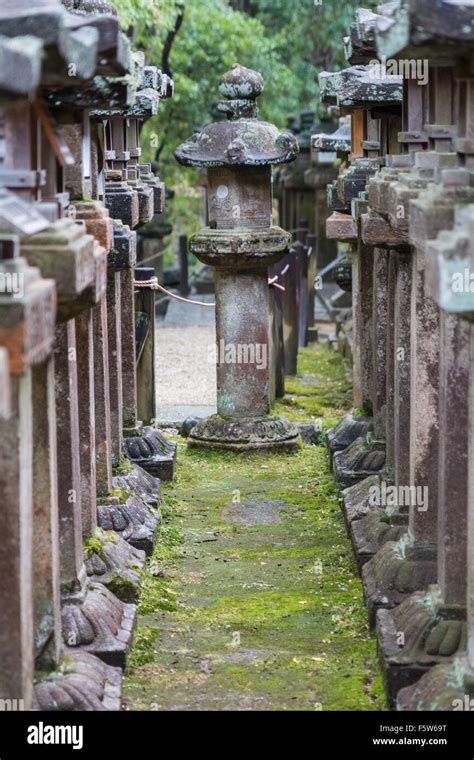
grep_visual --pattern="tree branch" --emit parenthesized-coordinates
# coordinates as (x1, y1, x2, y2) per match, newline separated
(162, 3, 185, 79)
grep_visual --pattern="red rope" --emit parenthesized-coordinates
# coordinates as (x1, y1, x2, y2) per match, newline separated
(134, 274, 286, 304)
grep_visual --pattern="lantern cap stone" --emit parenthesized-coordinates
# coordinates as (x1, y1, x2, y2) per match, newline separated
(175, 66, 298, 168)
(219, 64, 264, 101)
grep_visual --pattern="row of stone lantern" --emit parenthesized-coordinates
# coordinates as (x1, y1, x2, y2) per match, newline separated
(319, 0, 474, 710)
(0, 0, 174, 710)
(273, 110, 341, 371)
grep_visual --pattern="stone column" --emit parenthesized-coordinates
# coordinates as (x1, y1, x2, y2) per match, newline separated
(382, 208, 474, 709)
(32, 358, 62, 670)
(175, 65, 299, 452)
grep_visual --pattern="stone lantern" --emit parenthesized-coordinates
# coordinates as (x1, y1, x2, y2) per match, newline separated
(175, 65, 300, 451)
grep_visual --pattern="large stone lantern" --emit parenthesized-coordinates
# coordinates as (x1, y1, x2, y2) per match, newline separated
(175, 65, 299, 451)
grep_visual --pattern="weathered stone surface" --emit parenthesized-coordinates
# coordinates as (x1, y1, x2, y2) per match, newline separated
(342, 473, 382, 526)
(333, 436, 386, 488)
(377, 588, 466, 707)
(362, 537, 437, 629)
(137, 165, 165, 214)
(97, 494, 160, 555)
(112, 463, 161, 508)
(105, 181, 139, 230)
(21, 219, 95, 320)
(176, 66, 298, 168)
(180, 416, 202, 438)
(350, 507, 407, 570)
(361, 210, 410, 248)
(345, 7, 390, 64)
(327, 412, 374, 459)
(108, 220, 136, 270)
(123, 427, 177, 481)
(375, 0, 474, 60)
(397, 656, 472, 711)
(312, 121, 351, 155)
(189, 226, 291, 270)
(32, 651, 122, 711)
(72, 201, 113, 251)
(62, 582, 136, 668)
(296, 421, 322, 445)
(338, 158, 380, 206)
(326, 212, 358, 241)
(84, 528, 145, 602)
(0, 34, 43, 98)
(188, 414, 300, 453)
(0, 0, 100, 84)
(319, 66, 402, 109)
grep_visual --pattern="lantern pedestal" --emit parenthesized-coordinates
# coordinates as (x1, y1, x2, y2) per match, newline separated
(188, 225, 299, 452)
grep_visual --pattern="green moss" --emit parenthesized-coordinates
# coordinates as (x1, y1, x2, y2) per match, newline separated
(127, 627, 159, 669)
(123, 343, 385, 711)
(83, 529, 112, 561)
(113, 456, 134, 475)
(274, 344, 351, 423)
(105, 487, 130, 501)
(107, 576, 140, 604)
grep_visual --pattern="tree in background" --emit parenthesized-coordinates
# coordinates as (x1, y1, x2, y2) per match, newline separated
(113, 0, 377, 261)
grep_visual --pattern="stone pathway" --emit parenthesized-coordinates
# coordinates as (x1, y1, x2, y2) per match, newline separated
(123, 344, 385, 711)
(156, 294, 217, 425)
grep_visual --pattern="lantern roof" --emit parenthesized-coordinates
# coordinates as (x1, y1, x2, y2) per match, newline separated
(175, 65, 299, 168)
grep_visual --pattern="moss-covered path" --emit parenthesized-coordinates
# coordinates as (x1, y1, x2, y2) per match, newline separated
(123, 345, 385, 711)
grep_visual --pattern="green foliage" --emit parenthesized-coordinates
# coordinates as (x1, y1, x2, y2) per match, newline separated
(113, 0, 181, 36)
(113, 0, 378, 262)
(140, 0, 303, 176)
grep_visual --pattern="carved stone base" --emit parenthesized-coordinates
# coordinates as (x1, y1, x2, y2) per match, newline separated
(376, 587, 466, 708)
(327, 413, 373, 461)
(188, 414, 300, 452)
(397, 656, 474, 711)
(97, 493, 160, 556)
(333, 436, 386, 488)
(123, 427, 177, 480)
(113, 462, 161, 508)
(362, 538, 437, 629)
(33, 651, 122, 711)
(84, 529, 145, 602)
(350, 509, 408, 570)
(62, 582, 136, 668)
(342, 474, 382, 527)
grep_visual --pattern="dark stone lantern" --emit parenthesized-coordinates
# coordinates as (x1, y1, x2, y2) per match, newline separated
(175, 65, 300, 451)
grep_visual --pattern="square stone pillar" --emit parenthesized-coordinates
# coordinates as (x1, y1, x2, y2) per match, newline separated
(408, 247, 440, 549)
(121, 267, 138, 432)
(393, 252, 412, 491)
(372, 248, 389, 440)
(0, 373, 34, 705)
(32, 358, 62, 669)
(0, 251, 56, 707)
(107, 269, 123, 465)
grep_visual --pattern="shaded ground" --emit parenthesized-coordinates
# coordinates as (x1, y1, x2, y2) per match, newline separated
(123, 344, 385, 711)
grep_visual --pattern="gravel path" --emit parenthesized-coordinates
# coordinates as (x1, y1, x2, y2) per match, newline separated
(155, 296, 217, 423)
